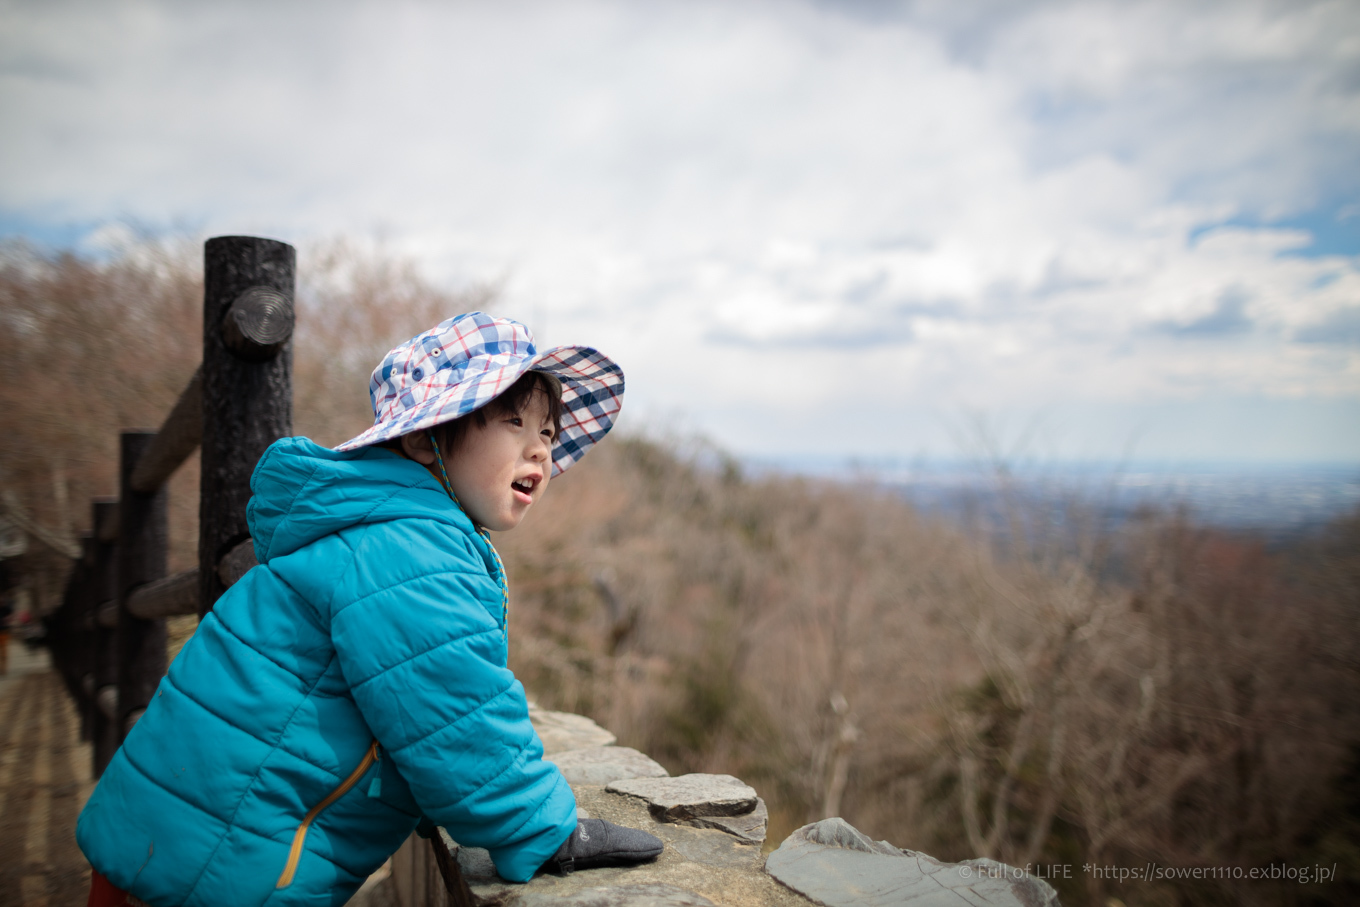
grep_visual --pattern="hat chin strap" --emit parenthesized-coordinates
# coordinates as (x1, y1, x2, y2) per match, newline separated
(427, 430, 461, 507)
(428, 430, 510, 637)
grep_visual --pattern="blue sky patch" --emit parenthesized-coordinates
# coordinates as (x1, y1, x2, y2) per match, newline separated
(0, 213, 101, 252)
(1189, 201, 1360, 259)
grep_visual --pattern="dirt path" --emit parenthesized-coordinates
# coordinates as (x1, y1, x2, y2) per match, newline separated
(0, 639, 95, 907)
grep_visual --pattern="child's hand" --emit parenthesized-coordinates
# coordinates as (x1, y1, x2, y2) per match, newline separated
(542, 819, 663, 874)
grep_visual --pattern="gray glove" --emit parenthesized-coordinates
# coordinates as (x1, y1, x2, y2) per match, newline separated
(543, 819, 664, 874)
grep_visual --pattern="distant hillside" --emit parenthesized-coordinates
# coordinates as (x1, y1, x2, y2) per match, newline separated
(5, 239, 1356, 906)
(500, 433, 1360, 906)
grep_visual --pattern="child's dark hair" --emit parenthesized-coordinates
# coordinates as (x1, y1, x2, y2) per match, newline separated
(434, 370, 563, 454)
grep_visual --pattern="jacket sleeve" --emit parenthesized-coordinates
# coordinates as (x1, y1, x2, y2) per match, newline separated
(325, 517, 577, 882)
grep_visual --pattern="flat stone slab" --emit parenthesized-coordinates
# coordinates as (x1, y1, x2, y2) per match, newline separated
(530, 706, 618, 754)
(549, 746, 670, 785)
(607, 774, 759, 821)
(519, 883, 719, 906)
(686, 798, 767, 845)
(765, 818, 1060, 907)
(654, 823, 764, 870)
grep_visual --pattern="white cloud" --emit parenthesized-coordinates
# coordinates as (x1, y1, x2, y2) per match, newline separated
(1, 0, 1357, 459)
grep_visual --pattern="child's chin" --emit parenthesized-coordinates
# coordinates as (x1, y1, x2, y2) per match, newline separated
(485, 511, 526, 532)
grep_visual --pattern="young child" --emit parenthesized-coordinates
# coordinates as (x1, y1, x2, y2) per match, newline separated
(77, 313, 661, 906)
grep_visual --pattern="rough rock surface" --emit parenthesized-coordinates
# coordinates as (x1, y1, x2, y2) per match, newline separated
(517, 883, 720, 906)
(530, 705, 618, 754)
(607, 774, 759, 821)
(686, 798, 768, 845)
(450, 785, 804, 907)
(370, 704, 1057, 907)
(659, 822, 765, 868)
(548, 746, 670, 785)
(765, 818, 1060, 907)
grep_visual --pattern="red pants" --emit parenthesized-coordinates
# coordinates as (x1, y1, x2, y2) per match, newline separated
(88, 870, 149, 907)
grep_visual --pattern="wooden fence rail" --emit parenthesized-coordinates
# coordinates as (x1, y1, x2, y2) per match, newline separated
(38, 235, 469, 905)
(44, 234, 294, 776)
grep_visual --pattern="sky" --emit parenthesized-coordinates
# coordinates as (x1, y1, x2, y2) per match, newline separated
(2, 0, 1359, 465)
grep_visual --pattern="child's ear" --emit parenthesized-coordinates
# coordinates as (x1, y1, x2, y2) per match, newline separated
(400, 431, 438, 465)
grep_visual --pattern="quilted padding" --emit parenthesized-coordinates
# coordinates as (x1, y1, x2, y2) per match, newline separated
(76, 438, 578, 905)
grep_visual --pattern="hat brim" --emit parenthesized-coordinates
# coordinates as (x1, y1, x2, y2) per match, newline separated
(335, 345, 624, 478)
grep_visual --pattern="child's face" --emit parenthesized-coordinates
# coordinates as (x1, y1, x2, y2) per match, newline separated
(443, 391, 555, 531)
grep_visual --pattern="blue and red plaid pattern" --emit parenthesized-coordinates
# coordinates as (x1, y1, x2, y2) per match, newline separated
(335, 312, 624, 477)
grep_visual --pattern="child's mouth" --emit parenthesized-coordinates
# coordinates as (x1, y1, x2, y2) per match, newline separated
(511, 476, 537, 502)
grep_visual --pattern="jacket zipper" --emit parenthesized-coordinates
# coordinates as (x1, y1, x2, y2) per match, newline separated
(275, 740, 380, 889)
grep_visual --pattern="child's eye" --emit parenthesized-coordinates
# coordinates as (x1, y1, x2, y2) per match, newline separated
(508, 416, 523, 427)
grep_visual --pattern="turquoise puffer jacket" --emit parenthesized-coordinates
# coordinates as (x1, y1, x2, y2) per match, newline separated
(76, 438, 578, 905)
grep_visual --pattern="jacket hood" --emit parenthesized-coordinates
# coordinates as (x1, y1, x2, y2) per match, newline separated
(247, 436, 476, 563)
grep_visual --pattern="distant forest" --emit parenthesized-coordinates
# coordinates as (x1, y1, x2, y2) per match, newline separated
(2, 237, 1356, 906)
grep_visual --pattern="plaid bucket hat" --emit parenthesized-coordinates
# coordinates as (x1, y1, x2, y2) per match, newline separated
(335, 312, 624, 477)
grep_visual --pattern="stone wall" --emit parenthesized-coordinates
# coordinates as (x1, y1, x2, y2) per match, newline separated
(353, 706, 1060, 907)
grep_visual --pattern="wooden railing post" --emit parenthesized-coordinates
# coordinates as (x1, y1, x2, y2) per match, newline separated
(60, 533, 98, 739)
(48, 235, 298, 778)
(91, 498, 120, 777)
(199, 236, 294, 617)
(48, 531, 96, 735)
(71, 534, 97, 742)
(116, 431, 168, 741)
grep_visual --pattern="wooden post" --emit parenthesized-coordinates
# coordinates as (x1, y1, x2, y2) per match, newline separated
(91, 498, 120, 777)
(117, 431, 168, 740)
(48, 532, 99, 741)
(75, 534, 97, 742)
(199, 236, 294, 617)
